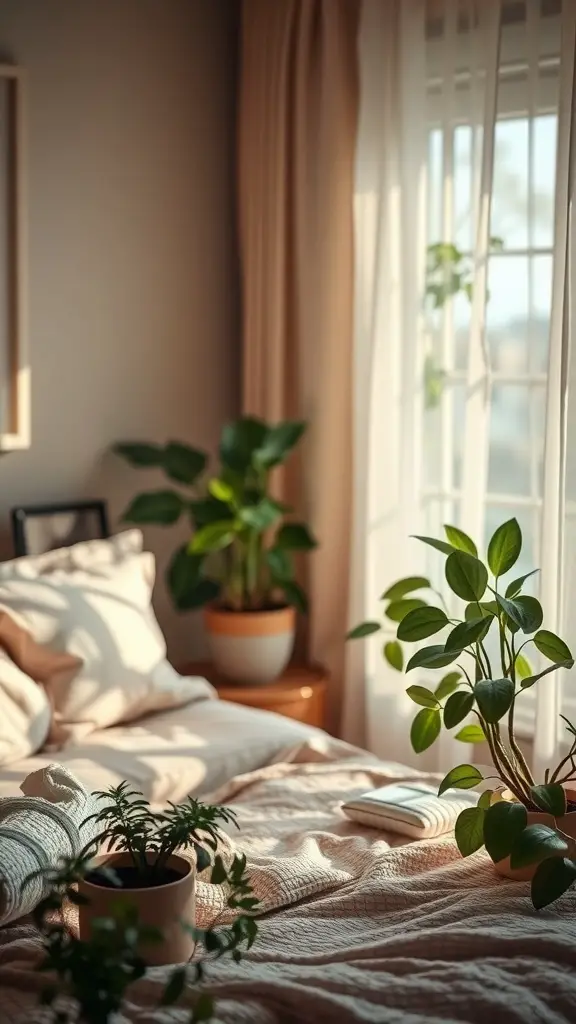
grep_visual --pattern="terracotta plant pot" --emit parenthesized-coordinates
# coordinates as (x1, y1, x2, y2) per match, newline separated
(493, 791, 576, 881)
(204, 605, 296, 685)
(78, 851, 195, 966)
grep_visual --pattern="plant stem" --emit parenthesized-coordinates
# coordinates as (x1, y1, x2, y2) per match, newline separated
(550, 743, 576, 783)
(506, 637, 535, 787)
(485, 722, 528, 803)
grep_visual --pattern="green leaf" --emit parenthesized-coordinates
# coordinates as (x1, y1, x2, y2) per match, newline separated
(455, 724, 485, 743)
(406, 685, 440, 709)
(381, 576, 431, 601)
(515, 653, 533, 680)
(281, 580, 308, 613)
(444, 524, 478, 557)
(113, 441, 163, 467)
(445, 551, 488, 602)
(219, 416, 268, 472)
(385, 598, 428, 623)
(406, 645, 460, 672)
(444, 691, 474, 728)
(162, 442, 207, 485)
(346, 621, 381, 640)
(514, 595, 543, 633)
(254, 421, 306, 468)
(494, 593, 532, 633)
(189, 496, 230, 527)
(438, 763, 483, 796)
(464, 601, 498, 622)
(474, 678, 514, 724)
(396, 606, 448, 640)
(530, 784, 567, 817)
(445, 617, 490, 652)
(410, 708, 441, 753)
(510, 824, 568, 870)
(412, 535, 456, 556)
(478, 790, 493, 810)
(455, 806, 486, 856)
(534, 630, 574, 666)
(531, 857, 576, 910)
(210, 856, 227, 884)
(193, 843, 211, 873)
(192, 993, 214, 1022)
(208, 477, 235, 503)
(435, 671, 462, 700)
(520, 661, 571, 690)
(505, 569, 540, 599)
(239, 498, 283, 531)
(161, 967, 187, 1006)
(487, 518, 522, 577)
(122, 490, 184, 526)
(266, 547, 293, 581)
(190, 521, 236, 554)
(275, 523, 317, 551)
(167, 546, 220, 611)
(384, 640, 403, 671)
(483, 801, 527, 862)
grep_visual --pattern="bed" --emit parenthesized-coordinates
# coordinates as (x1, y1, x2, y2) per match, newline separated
(1, 719, 576, 1023)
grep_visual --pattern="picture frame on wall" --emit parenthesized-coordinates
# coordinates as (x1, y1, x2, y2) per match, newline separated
(10, 501, 110, 557)
(0, 65, 28, 451)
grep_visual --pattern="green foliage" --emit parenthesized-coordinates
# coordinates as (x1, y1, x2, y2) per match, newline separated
(347, 516, 576, 909)
(24, 790, 259, 1024)
(85, 782, 238, 885)
(114, 418, 317, 613)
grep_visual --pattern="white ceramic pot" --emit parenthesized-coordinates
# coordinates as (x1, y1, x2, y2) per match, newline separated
(204, 605, 296, 685)
(78, 851, 195, 966)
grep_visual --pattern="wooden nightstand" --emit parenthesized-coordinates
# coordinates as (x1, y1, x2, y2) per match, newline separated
(179, 662, 328, 728)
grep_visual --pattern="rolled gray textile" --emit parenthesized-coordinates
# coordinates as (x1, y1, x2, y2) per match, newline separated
(0, 763, 102, 925)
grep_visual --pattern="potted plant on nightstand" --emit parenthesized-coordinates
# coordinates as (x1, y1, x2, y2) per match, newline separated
(348, 518, 576, 909)
(114, 417, 317, 684)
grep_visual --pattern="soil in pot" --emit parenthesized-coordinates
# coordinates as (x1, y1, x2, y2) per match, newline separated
(86, 865, 184, 889)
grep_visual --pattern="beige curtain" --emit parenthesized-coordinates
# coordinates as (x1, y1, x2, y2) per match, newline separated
(238, 0, 360, 735)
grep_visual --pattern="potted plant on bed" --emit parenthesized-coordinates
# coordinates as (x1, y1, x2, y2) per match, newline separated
(348, 518, 576, 909)
(27, 833, 258, 1023)
(74, 780, 244, 966)
(114, 417, 317, 684)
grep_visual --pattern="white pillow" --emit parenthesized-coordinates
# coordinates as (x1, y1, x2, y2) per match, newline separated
(0, 542, 214, 747)
(0, 528, 144, 578)
(0, 653, 51, 765)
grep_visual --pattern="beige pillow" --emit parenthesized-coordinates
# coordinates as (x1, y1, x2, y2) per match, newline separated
(0, 610, 81, 686)
(0, 652, 51, 765)
(0, 544, 212, 747)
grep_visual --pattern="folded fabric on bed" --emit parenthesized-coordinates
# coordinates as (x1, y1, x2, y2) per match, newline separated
(0, 763, 101, 925)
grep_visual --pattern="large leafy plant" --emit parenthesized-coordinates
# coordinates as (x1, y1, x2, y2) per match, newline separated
(348, 518, 576, 909)
(114, 417, 317, 613)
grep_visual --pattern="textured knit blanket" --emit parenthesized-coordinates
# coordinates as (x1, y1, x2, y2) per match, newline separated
(1, 736, 576, 1023)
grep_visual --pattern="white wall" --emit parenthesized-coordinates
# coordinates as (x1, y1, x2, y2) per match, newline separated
(0, 0, 240, 663)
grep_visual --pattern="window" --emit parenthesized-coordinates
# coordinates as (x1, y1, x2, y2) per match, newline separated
(422, 4, 561, 734)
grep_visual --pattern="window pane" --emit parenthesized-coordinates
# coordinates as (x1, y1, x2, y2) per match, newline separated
(488, 384, 532, 496)
(531, 254, 552, 373)
(491, 119, 529, 249)
(532, 115, 557, 248)
(454, 125, 472, 251)
(428, 129, 443, 245)
(452, 383, 466, 490)
(486, 256, 529, 373)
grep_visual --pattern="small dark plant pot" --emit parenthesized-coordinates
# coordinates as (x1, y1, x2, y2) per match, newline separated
(204, 605, 296, 685)
(78, 851, 195, 966)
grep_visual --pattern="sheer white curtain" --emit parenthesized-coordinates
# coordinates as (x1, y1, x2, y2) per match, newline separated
(352, 0, 573, 776)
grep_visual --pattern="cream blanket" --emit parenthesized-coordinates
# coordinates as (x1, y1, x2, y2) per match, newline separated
(1, 736, 576, 1023)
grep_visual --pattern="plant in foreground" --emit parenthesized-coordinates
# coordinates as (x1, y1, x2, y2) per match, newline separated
(23, 782, 259, 1024)
(114, 416, 317, 614)
(348, 518, 576, 909)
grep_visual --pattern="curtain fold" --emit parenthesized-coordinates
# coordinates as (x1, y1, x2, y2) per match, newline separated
(238, 0, 361, 736)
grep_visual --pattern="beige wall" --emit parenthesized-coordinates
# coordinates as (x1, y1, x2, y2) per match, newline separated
(0, 0, 239, 662)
